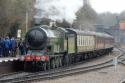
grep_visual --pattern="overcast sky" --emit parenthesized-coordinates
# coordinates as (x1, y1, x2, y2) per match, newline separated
(90, 0, 125, 13)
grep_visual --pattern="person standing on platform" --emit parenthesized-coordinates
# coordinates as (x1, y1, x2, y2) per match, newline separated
(23, 40, 28, 55)
(2, 38, 5, 57)
(0, 38, 3, 57)
(18, 39, 25, 55)
(9, 38, 12, 56)
(10, 37, 17, 57)
(4, 37, 11, 57)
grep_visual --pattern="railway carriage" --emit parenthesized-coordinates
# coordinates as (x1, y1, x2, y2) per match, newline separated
(66, 29, 96, 53)
(21, 25, 114, 71)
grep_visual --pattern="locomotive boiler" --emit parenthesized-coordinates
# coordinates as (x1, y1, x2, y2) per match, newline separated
(22, 25, 114, 71)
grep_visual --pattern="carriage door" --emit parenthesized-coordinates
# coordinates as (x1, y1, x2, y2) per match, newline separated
(68, 34, 75, 53)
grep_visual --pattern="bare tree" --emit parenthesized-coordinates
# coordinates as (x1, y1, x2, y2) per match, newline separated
(0, 0, 35, 37)
(73, 2, 98, 31)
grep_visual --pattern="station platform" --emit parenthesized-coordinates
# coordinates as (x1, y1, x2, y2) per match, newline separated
(0, 57, 23, 74)
(0, 57, 19, 63)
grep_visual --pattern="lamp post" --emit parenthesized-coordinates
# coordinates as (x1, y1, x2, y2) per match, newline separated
(26, 11, 28, 33)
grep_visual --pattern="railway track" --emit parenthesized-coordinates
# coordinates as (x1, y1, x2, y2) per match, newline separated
(0, 72, 23, 79)
(0, 47, 125, 83)
(117, 47, 125, 65)
(112, 47, 125, 83)
(118, 48, 125, 83)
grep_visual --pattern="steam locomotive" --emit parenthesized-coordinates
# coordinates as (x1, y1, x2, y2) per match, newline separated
(21, 25, 114, 71)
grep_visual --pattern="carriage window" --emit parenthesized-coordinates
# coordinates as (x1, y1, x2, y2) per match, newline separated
(79, 36, 81, 46)
(81, 36, 83, 46)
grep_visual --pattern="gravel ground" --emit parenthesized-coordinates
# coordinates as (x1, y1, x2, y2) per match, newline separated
(36, 65, 125, 83)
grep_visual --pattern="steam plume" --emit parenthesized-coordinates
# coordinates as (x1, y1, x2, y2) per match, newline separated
(34, 0, 83, 24)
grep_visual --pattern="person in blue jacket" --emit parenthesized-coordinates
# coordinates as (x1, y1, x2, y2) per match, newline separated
(10, 37, 17, 57)
(4, 37, 11, 57)
(0, 38, 3, 57)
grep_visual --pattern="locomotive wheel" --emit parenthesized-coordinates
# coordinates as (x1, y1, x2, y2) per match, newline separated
(46, 62, 50, 70)
(82, 55, 85, 60)
(59, 57, 62, 67)
(97, 54, 100, 56)
(56, 57, 60, 68)
(50, 59, 56, 69)
(43, 63, 47, 71)
(65, 55, 69, 66)
(89, 54, 92, 58)
(93, 53, 96, 58)
(84, 54, 88, 60)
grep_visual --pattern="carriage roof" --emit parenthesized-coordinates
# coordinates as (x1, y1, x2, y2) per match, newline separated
(67, 28, 113, 38)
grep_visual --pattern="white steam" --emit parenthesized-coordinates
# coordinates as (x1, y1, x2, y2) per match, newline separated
(34, 0, 83, 24)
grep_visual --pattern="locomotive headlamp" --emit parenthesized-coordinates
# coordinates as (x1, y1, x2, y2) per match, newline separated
(24, 56, 33, 61)
(41, 56, 46, 61)
(34, 56, 41, 61)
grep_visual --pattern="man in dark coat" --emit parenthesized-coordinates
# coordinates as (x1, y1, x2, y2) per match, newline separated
(10, 37, 17, 57)
(0, 38, 3, 57)
(18, 39, 25, 55)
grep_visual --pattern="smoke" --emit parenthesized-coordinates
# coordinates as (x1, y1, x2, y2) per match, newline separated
(34, 0, 83, 24)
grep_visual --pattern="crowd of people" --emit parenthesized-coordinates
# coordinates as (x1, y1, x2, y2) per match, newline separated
(0, 37, 27, 57)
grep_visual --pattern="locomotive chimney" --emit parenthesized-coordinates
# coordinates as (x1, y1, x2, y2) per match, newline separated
(49, 21, 57, 29)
